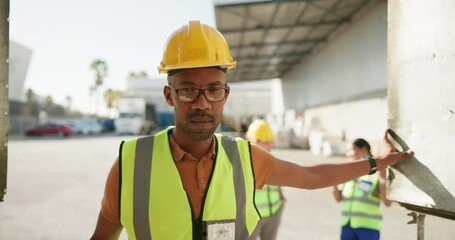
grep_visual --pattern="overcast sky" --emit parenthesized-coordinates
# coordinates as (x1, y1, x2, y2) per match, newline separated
(10, 0, 216, 115)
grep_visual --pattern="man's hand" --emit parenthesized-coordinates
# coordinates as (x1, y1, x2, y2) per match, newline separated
(376, 129, 414, 169)
(266, 128, 414, 189)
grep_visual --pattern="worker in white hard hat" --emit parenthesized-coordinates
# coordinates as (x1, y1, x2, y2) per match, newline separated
(90, 20, 413, 240)
(246, 119, 285, 240)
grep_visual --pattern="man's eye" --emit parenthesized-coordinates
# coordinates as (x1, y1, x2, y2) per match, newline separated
(207, 87, 221, 93)
(181, 88, 197, 93)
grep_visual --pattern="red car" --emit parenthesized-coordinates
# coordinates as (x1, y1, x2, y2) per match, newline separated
(25, 123, 73, 137)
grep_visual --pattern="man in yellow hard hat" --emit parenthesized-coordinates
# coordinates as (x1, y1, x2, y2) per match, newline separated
(90, 21, 413, 240)
(246, 119, 285, 240)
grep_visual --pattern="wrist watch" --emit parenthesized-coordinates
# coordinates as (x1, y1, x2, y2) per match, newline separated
(363, 156, 377, 175)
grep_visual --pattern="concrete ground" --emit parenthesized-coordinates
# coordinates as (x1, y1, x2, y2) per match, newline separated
(1, 135, 454, 239)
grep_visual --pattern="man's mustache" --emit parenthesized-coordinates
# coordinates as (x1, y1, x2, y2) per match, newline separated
(189, 111, 214, 120)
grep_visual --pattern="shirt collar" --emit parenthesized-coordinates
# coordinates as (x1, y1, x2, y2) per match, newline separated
(168, 132, 216, 162)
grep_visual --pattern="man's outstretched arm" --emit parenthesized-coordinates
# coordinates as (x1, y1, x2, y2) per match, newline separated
(266, 129, 413, 189)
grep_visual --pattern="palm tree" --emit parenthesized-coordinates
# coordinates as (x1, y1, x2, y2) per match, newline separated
(44, 95, 54, 112)
(127, 71, 148, 79)
(26, 88, 35, 103)
(104, 88, 122, 109)
(65, 95, 72, 112)
(90, 59, 108, 89)
(137, 71, 148, 78)
(127, 72, 137, 79)
(90, 59, 108, 115)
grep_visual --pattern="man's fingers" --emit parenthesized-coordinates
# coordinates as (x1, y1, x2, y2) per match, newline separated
(383, 128, 398, 153)
(404, 149, 414, 158)
(384, 128, 392, 144)
(389, 150, 414, 165)
(398, 150, 414, 161)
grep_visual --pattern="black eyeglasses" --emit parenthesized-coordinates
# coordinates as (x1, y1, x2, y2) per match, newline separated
(168, 84, 230, 103)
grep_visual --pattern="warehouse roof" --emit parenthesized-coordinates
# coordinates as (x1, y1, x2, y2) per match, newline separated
(214, 0, 377, 82)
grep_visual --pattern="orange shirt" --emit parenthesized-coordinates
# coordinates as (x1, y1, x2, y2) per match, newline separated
(100, 133, 276, 223)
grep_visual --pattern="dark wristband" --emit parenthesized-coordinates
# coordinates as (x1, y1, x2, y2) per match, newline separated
(363, 156, 377, 175)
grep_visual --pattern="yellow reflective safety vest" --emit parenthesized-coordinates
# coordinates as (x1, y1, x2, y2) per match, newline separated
(254, 185, 284, 218)
(341, 174, 382, 231)
(119, 127, 260, 240)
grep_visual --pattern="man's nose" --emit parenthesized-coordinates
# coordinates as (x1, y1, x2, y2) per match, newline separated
(191, 92, 212, 110)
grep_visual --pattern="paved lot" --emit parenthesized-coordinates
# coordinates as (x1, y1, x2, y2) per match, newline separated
(1, 135, 454, 239)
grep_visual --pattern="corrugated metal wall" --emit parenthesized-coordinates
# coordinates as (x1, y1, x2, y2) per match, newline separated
(279, 2, 388, 145)
(282, 2, 387, 110)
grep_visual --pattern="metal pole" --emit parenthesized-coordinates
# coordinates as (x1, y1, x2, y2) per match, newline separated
(407, 212, 426, 240)
(417, 213, 426, 240)
(0, 0, 10, 202)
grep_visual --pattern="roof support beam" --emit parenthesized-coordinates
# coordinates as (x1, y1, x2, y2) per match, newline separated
(235, 51, 310, 60)
(220, 19, 350, 33)
(215, 0, 313, 8)
(229, 38, 326, 49)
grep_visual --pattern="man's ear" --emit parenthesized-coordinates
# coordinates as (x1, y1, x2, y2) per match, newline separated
(224, 86, 230, 101)
(164, 86, 174, 107)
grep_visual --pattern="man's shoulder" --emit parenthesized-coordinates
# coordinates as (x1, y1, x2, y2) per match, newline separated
(216, 133, 248, 142)
(123, 128, 171, 143)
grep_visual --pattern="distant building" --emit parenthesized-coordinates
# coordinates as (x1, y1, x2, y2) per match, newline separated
(9, 40, 32, 102)
(123, 76, 284, 130)
(224, 79, 284, 125)
(8, 41, 38, 135)
(123, 77, 174, 115)
(122, 77, 174, 128)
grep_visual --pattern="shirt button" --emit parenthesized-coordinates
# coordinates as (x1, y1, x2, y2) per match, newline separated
(200, 179, 205, 184)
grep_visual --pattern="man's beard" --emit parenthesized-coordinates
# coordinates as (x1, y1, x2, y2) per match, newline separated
(178, 111, 220, 141)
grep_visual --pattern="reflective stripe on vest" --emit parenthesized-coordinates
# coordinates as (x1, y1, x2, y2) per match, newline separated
(254, 185, 283, 218)
(341, 175, 382, 230)
(120, 127, 260, 240)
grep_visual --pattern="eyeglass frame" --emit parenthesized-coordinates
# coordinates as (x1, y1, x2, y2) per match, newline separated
(167, 84, 230, 103)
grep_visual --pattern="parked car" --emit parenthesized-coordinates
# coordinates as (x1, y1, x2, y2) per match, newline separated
(79, 119, 103, 135)
(62, 118, 103, 135)
(25, 123, 73, 137)
(99, 118, 116, 132)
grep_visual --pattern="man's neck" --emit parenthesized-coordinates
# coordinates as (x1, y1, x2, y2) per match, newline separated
(171, 129, 214, 160)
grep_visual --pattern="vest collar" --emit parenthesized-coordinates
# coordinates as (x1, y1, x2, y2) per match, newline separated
(168, 129, 216, 162)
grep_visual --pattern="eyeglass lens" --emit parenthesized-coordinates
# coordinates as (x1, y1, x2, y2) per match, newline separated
(175, 86, 227, 102)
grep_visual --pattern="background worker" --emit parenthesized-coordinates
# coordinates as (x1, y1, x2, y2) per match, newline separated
(90, 21, 413, 240)
(246, 119, 285, 240)
(332, 138, 392, 240)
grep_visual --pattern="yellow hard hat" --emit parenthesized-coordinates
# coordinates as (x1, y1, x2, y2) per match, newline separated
(158, 20, 236, 74)
(246, 119, 275, 142)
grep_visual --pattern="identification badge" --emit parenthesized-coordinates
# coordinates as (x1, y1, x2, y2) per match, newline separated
(206, 220, 235, 240)
(358, 180, 372, 192)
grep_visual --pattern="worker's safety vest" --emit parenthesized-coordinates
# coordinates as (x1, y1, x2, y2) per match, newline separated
(119, 127, 260, 240)
(254, 185, 284, 218)
(341, 174, 382, 230)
